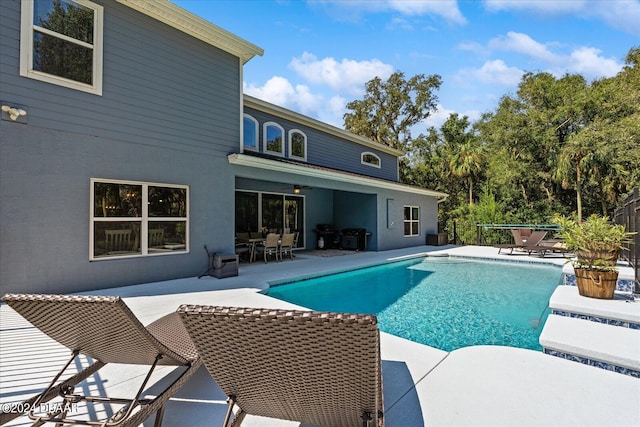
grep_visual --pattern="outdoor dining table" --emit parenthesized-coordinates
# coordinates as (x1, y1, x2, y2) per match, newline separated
(238, 237, 266, 263)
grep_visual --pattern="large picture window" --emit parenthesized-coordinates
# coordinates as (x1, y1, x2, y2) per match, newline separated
(91, 179, 188, 259)
(21, 0, 103, 95)
(404, 205, 420, 237)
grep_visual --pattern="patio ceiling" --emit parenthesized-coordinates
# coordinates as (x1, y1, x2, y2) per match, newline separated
(228, 153, 448, 202)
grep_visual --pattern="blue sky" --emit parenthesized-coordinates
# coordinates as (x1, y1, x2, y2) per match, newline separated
(173, 0, 639, 134)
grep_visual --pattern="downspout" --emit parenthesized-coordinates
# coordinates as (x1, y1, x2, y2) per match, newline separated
(239, 57, 244, 154)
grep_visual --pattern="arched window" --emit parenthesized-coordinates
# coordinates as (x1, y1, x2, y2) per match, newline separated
(288, 129, 307, 161)
(361, 152, 381, 168)
(243, 114, 258, 151)
(263, 122, 284, 157)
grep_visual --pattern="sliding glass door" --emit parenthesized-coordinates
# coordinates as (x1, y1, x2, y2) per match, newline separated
(235, 191, 305, 248)
(262, 193, 283, 233)
(235, 192, 258, 233)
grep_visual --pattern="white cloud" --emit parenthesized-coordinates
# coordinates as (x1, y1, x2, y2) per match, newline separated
(387, 16, 414, 31)
(590, 1, 640, 37)
(311, 0, 467, 25)
(483, 0, 640, 36)
(487, 32, 624, 80)
(244, 77, 347, 128)
(288, 52, 394, 96)
(563, 47, 623, 78)
(423, 105, 456, 130)
(244, 76, 323, 117)
(387, 0, 467, 24)
(458, 41, 491, 57)
(489, 32, 559, 63)
(318, 95, 349, 128)
(457, 60, 524, 86)
(483, 0, 586, 14)
(411, 104, 481, 134)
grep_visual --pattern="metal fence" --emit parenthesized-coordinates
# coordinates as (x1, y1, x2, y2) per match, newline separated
(443, 220, 560, 246)
(614, 187, 640, 293)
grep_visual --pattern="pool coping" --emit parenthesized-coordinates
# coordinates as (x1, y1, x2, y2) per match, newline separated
(2, 245, 638, 426)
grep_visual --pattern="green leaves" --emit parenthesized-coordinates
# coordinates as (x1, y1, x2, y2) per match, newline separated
(553, 214, 635, 270)
(343, 71, 442, 151)
(342, 47, 639, 227)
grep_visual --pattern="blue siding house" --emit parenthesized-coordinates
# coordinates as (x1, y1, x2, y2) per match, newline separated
(0, 0, 446, 295)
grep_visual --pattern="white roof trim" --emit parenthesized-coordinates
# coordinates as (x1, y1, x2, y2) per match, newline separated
(117, 0, 263, 63)
(228, 153, 448, 200)
(243, 95, 404, 157)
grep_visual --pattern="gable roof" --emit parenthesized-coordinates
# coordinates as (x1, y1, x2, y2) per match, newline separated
(244, 95, 405, 157)
(116, 0, 263, 63)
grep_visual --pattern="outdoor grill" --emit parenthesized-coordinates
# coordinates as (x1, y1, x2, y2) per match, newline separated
(313, 224, 340, 249)
(341, 228, 370, 251)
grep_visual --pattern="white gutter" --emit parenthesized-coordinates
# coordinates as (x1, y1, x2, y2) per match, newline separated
(228, 153, 448, 201)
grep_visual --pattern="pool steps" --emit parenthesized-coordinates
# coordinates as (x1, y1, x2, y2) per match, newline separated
(540, 286, 640, 377)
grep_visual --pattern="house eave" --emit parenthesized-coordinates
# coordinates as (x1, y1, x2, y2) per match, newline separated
(243, 95, 404, 157)
(228, 153, 448, 200)
(117, 0, 264, 63)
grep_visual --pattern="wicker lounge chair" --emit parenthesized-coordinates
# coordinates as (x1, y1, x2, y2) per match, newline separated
(1, 293, 201, 427)
(496, 230, 547, 254)
(523, 240, 570, 257)
(177, 305, 384, 427)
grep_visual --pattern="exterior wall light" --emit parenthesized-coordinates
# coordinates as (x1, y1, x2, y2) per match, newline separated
(293, 185, 301, 194)
(1, 105, 27, 121)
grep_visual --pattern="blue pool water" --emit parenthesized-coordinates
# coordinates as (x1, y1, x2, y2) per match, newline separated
(267, 257, 563, 351)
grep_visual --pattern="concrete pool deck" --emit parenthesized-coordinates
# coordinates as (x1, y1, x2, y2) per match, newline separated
(1, 245, 639, 426)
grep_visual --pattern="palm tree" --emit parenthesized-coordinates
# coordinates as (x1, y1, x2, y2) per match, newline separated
(554, 134, 601, 222)
(449, 141, 484, 206)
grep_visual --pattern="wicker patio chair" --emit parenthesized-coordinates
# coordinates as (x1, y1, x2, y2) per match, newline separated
(177, 305, 384, 427)
(1, 293, 201, 427)
(278, 232, 296, 260)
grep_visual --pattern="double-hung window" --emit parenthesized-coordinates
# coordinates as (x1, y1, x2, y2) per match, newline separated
(91, 179, 189, 259)
(21, 0, 103, 95)
(403, 205, 420, 237)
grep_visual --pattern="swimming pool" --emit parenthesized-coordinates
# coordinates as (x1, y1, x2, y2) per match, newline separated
(267, 257, 563, 351)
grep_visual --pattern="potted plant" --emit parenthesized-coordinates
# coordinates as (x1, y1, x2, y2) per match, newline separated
(553, 214, 634, 299)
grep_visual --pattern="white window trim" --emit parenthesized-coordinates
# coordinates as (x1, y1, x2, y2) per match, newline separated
(242, 114, 259, 152)
(20, 0, 104, 95)
(263, 121, 285, 157)
(361, 151, 381, 168)
(404, 205, 420, 237)
(288, 129, 307, 161)
(90, 178, 189, 260)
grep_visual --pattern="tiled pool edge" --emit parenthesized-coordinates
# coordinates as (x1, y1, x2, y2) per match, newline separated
(551, 309, 640, 329)
(540, 284, 640, 378)
(542, 347, 640, 378)
(563, 273, 636, 293)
